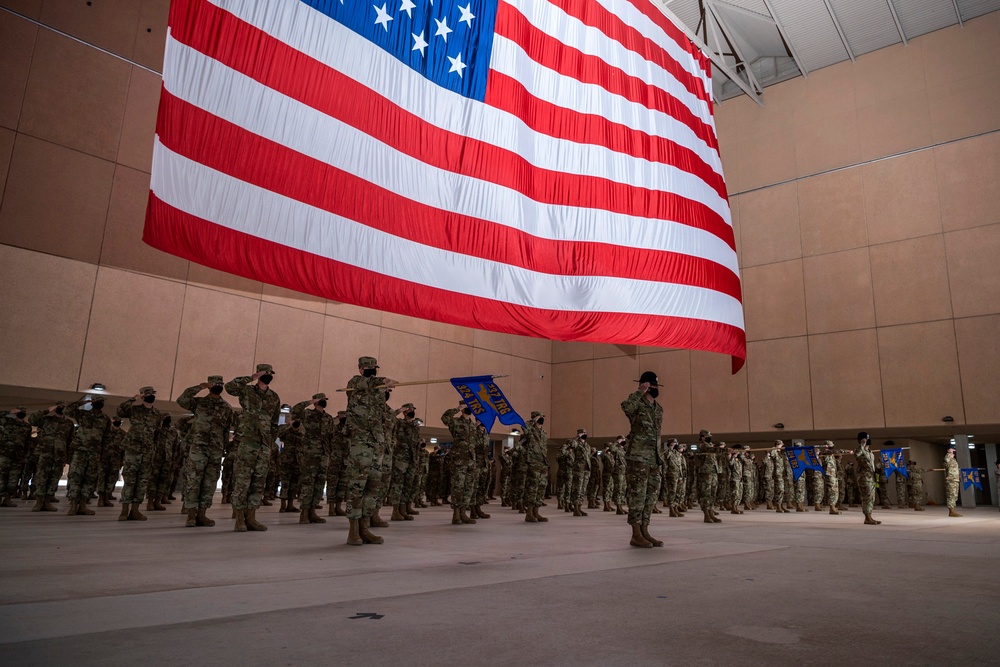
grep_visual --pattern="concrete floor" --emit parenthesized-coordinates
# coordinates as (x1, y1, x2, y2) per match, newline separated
(1, 498, 998, 666)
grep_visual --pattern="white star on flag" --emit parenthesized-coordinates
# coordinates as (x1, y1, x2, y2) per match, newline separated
(399, 0, 416, 19)
(411, 30, 428, 56)
(434, 16, 452, 42)
(373, 3, 393, 31)
(447, 52, 466, 77)
(458, 3, 475, 27)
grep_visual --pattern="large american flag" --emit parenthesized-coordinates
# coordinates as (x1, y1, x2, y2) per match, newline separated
(144, 0, 746, 370)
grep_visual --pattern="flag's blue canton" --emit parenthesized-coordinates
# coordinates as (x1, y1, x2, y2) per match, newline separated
(300, 0, 498, 101)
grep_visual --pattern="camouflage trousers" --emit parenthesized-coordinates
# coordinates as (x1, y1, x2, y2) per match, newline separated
(625, 459, 661, 526)
(147, 447, 173, 502)
(279, 449, 298, 500)
(476, 461, 490, 506)
(945, 479, 959, 509)
(731, 478, 744, 507)
(556, 469, 570, 506)
(662, 469, 681, 507)
(837, 477, 846, 506)
(182, 443, 223, 510)
(697, 471, 718, 511)
(511, 466, 527, 506)
(763, 471, 774, 503)
(20, 452, 39, 497)
(33, 452, 64, 500)
(587, 467, 600, 503)
(221, 455, 235, 499)
(743, 474, 755, 505)
(499, 468, 511, 504)
(894, 476, 907, 507)
(448, 458, 477, 510)
(297, 451, 328, 511)
(572, 469, 590, 505)
(386, 456, 413, 506)
(66, 449, 100, 502)
(824, 477, 838, 507)
(325, 452, 344, 501)
(602, 471, 615, 504)
(858, 473, 876, 514)
(523, 462, 548, 507)
(794, 475, 806, 504)
(344, 439, 385, 520)
(120, 449, 151, 505)
(0, 454, 21, 496)
(717, 474, 730, 507)
(231, 440, 270, 511)
(810, 472, 825, 506)
(773, 476, 785, 505)
(911, 480, 924, 507)
(97, 456, 121, 497)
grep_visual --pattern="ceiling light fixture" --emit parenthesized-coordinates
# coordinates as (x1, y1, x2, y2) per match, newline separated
(90, 383, 106, 392)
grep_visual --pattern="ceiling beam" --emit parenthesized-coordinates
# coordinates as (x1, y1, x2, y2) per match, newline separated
(706, 0, 764, 94)
(885, 0, 908, 45)
(950, 0, 964, 26)
(821, 0, 855, 62)
(760, 0, 809, 77)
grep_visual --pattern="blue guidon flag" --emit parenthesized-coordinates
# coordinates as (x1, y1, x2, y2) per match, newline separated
(880, 448, 908, 479)
(784, 446, 825, 483)
(144, 0, 746, 372)
(450, 375, 525, 433)
(960, 468, 982, 490)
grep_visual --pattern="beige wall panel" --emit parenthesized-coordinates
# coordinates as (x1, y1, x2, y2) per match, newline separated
(101, 165, 187, 281)
(79, 267, 184, 397)
(117, 66, 160, 173)
(591, 355, 640, 437)
(919, 12, 1000, 89)
(926, 71, 1000, 144)
(877, 321, 964, 427)
(954, 315, 1000, 425)
(381, 311, 432, 337)
(171, 285, 259, 406)
(261, 283, 326, 314)
(426, 319, 473, 345)
(792, 109, 861, 177)
(0, 1, 41, 18)
(741, 260, 807, 342)
(39, 0, 140, 58)
(747, 337, 813, 432)
(552, 341, 593, 363)
(803, 247, 876, 335)
(0, 244, 96, 390)
(856, 90, 932, 163)
(689, 351, 748, 434)
(509, 355, 551, 430)
(19, 29, 130, 161)
(549, 360, 593, 439)
(254, 301, 324, 405)
(639, 349, 691, 436)
(0, 127, 13, 202)
(730, 81, 797, 141)
(0, 12, 36, 130)
(869, 235, 952, 327)
(808, 329, 884, 430)
(789, 61, 857, 124)
(472, 346, 512, 380)
(0, 134, 114, 263)
(317, 316, 382, 415)
(473, 329, 514, 356)
(592, 343, 639, 360)
(935, 133, 1000, 232)
(737, 182, 800, 267)
(797, 167, 868, 257)
(717, 127, 740, 194)
(735, 129, 796, 192)
(186, 263, 263, 300)
(862, 150, 942, 245)
(377, 328, 430, 416)
(425, 338, 474, 429)
(945, 223, 1000, 319)
(132, 0, 169, 72)
(852, 39, 926, 109)
(325, 300, 382, 327)
(510, 334, 551, 363)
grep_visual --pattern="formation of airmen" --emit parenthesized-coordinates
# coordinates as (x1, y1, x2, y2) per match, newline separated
(0, 362, 979, 548)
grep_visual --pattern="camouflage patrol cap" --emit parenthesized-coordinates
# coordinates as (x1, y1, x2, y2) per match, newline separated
(336, 410, 347, 417)
(824, 440, 835, 447)
(207, 375, 224, 384)
(54, 400, 67, 407)
(699, 429, 711, 438)
(577, 428, 587, 435)
(15, 406, 27, 412)
(400, 403, 415, 411)
(530, 411, 543, 419)
(667, 438, 678, 445)
(256, 363, 276, 374)
(358, 356, 379, 369)
(312, 393, 328, 401)
(140, 386, 156, 395)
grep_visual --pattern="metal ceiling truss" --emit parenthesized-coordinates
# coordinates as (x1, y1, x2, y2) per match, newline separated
(886, 0, 908, 45)
(761, 0, 809, 77)
(821, 0, 855, 61)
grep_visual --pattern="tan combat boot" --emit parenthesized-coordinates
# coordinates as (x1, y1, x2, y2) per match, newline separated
(105, 494, 115, 508)
(67, 500, 79, 516)
(0, 494, 16, 508)
(814, 503, 822, 511)
(525, 506, 538, 522)
(766, 500, 774, 510)
(347, 518, 363, 546)
(359, 517, 383, 544)
(234, 509, 248, 532)
(630, 524, 652, 548)
(78, 500, 95, 516)
(245, 508, 268, 531)
(730, 506, 741, 515)
(476, 505, 491, 519)
(152, 498, 166, 511)
(370, 507, 389, 528)
(535, 505, 548, 522)
(146, 499, 155, 512)
(308, 508, 326, 524)
(405, 502, 419, 516)
(640, 524, 663, 547)
(579, 502, 589, 517)
(829, 505, 841, 515)
(299, 508, 310, 524)
(948, 508, 963, 517)
(796, 502, 806, 512)
(279, 498, 287, 512)
(651, 505, 662, 514)
(196, 507, 215, 526)
(95, 493, 106, 508)
(676, 505, 686, 517)
(160, 495, 172, 505)
(914, 505, 926, 511)
(335, 501, 347, 516)
(128, 503, 147, 521)
(668, 506, 678, 517)
(863, 513, 881, 525)
(616, 504, 626, 515)
(391, 505, 406, 521)
(603, 500, 613, 512)
(117, 503, 129, 520)
(460, 508, 477, 524)
(186, 508, 198, 527)
(451, 507, 462, 524)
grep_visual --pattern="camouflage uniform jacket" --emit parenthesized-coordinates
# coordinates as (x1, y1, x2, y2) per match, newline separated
(442, 408, 477, 463)
(395, 417, 421, 465)
(521, 423, 548, 466)
(345, 374, 391, 444)
(103, 427, 126, 463)
(291, 402, 336, 457)
(601, 447, 617, 475)
(0, 415, 33, 460)
(155, 425, 180, 461)
(27, 410, 74, 456)
(176, 386, 236, 453)
(225, 377, 281, 445)
(823, 454, 837, 481)
(64, 400, 112, 453)
(116, 399, 162, 454)
(855, 446, 876, 479)
(570, 437, 591, 471)
(945, 456, 960, 482)
(620, 390, 663, 466)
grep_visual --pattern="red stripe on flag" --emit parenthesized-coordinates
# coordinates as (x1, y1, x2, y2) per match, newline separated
(144, 194, 747, 367)
(169, 0, 733, 242)
(156, 89, 743, 300)
(622, 0, 713, 82)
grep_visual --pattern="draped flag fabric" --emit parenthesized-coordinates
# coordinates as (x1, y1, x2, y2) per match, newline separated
(144, 0, 746, 371)
(785, 446, 824, 482)
(960, 469, 982, 490)
(449, 375, 525, 432)
(881, 449, 908, 479)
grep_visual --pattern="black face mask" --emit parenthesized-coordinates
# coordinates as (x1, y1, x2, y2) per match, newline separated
(113, 420, 122, 428)
(338, 417, 346, 425)
(405, 411, 415, 419)
(463, 408, 472, 415)
(54, 406, 64, 415)
(162, 417, 172, 428)
(385, 391, 392, 401)
(91, 401, 105, 411)
(209, 385, 224, 395)
(536, 418, 544, 425)
(16, 411, 26, 420)
(259, 374, 273, 385)
(292, 420, 301, 429)
(143, 395, 156, 404)
(317, 399, 328, 409)
(362, 368, 377, 377)
(579, 434, 587, 441)
(647, 387, 659, 399)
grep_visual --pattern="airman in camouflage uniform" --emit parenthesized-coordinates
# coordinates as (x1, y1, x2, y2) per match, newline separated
(168, 415, 193, 504)
(146, 415, 177, 512)
(769, 441, 790, 513)
(277, 419, 303, 513)
(344, 356, 398, 545)
(519, 411, 549, 523)
(555, 440, 572, 511)
(821, 443, 840, 515)
(96, 419, 125, 506)
(662, 439, 682, 517)
(471, 422, 492, 520)
(621, 371, 665, 548)
(115, 388, 163, 521)
(569, 429, 591, 517)
(508, 438, 526, 512)
(177, 376, 236, 527)
(389, 404, 420, 521)
(64, 397, 111, 516)
(325, 411, 349, 516)
(696, 431, 722, 523)
(0, 408, 32, 508)
(226, 364, 281, 532)
(763, 445, 776, 509)
(855, 432, 881, 525)
(426, 446, 443, 505)
(741, 450, 755, 510)
(499, 444, 513, 506)
(601, 439, 619, 512)
(906, 460, 926, 511)
(291, 393, 335, 525)
(413, 444, 429, 507)
(944, 446, 962, 517)
(587, 446, 601, 510)
(716, 442, 731, 511)
(729, 446, 744, 514)
(442, 402, 479, 525)
(28, 403, 74, 512)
